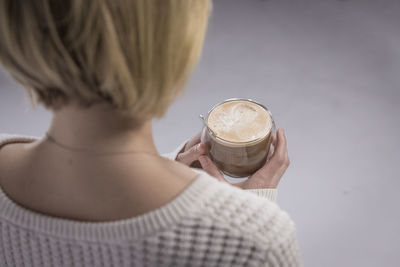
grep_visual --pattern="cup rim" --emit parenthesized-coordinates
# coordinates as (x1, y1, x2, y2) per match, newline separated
(204, 98, 276, 144)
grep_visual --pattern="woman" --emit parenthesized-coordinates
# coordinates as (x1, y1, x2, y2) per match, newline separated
(0, 0, 301, 266)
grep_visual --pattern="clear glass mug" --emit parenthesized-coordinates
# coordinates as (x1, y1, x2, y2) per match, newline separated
(200, 98, 276, 178)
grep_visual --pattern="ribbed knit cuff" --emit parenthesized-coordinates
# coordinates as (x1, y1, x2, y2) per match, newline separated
(245, 189, 278, 202)
(161, 139, 189, 161)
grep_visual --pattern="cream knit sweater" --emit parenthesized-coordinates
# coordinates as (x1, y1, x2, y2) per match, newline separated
(0, 134, 301, 266)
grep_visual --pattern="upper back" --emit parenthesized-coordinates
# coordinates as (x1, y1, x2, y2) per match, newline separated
(0, 133, 199, 222)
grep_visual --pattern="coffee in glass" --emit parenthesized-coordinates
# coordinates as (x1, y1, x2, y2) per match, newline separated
(201, 98, 275, 178)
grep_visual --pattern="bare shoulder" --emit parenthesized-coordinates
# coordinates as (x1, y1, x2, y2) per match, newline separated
(0, 138, 36, 166)
(0, 141, 21, 179)
(0, 141, 30, 191)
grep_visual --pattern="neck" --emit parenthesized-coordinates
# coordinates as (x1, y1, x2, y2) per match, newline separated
(44, 103, 158, 155)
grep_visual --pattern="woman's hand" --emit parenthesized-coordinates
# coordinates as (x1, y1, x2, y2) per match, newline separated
(198, 128, 290, 189)
(242, 128, 290, 189)
(174, 131, 228, 185)
(175, 132, 206, 168)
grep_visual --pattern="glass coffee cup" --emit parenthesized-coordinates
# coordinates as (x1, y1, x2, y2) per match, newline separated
(200, 98, 276, 178)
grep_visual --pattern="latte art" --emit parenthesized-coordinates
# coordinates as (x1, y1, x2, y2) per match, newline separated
(207, 100, 272, 142)
(202, 99, 275, 177)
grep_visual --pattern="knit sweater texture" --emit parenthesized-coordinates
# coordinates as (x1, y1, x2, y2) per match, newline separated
(0, 134, 301, 266)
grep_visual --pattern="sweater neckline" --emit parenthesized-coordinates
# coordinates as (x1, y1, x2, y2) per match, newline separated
(0, 134, 219, 242)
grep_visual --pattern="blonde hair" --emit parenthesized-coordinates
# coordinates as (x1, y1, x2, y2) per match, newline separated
(0, 0, 210, 121)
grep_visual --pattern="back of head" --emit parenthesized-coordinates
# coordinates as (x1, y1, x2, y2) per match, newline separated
(0, 0, 211, 121)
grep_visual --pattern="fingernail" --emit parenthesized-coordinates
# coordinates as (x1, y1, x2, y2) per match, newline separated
(196, 143, 202, 151)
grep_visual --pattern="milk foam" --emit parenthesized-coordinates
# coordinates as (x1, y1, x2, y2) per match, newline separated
(207, 100, 272, 142)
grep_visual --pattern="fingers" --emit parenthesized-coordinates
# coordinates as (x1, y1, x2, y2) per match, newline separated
(249, 128, 290, 188)
(269, 128, 290, 169)
(266, 146, 274, 161)
(271, 131, 278, 147)
(198, 155, 228, 184)
(184, 132, 202, 152)
(176, 143, 206, 166)
(266, 132, 276, 161)
(176, 131, 204, 167)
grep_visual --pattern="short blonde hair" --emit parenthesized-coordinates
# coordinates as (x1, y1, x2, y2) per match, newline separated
(0, 0, 210, 120)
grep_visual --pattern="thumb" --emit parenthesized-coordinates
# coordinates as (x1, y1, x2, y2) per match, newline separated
(176, 143, 206, 166)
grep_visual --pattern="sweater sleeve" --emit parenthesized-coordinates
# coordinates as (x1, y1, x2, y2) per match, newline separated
(245, 189, 278, 202)
(255, 203, 302, 266)
(262, 221, 302, 266)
